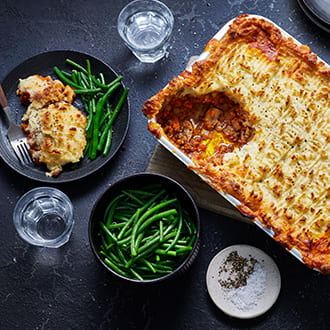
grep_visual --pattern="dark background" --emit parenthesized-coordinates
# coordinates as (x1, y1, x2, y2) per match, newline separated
(0, 0, 329, 329)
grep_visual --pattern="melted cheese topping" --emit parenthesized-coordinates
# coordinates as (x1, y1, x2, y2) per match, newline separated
(18, 75, 87, 176)
(143, 15, 330, 273)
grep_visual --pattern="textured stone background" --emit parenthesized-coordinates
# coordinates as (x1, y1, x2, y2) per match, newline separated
(0, 0, 329, 329)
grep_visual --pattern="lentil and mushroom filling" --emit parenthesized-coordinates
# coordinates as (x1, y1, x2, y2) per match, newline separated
(155, 91, 253, 162)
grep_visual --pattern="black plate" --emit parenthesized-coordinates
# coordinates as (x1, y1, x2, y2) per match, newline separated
(0, 51, 130, 183)
(303, 0, 330, 25)
(297, 0, 330, 32)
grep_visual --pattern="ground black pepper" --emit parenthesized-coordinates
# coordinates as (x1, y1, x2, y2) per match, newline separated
(218, 250, 257, 289)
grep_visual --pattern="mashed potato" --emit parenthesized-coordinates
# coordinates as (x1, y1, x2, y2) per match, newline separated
(18, 75, 87, 176)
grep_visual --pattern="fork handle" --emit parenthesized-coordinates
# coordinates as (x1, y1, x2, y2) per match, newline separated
(0, 83, 9, 108)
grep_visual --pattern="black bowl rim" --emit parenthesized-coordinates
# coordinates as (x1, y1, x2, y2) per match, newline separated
(88, 172, 200, 284)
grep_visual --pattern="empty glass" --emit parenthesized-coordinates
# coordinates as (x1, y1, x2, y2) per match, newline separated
(117, 0, 174, 63)
(13, 187, 74, 248)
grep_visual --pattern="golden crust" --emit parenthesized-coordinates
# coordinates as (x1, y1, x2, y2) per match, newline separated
(142, 15, 330, 273)
(17, 74, 75, 107)
(18, 75, 87, 176)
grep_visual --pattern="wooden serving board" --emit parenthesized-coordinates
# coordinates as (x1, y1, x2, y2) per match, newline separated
(146, 143, 251, 224)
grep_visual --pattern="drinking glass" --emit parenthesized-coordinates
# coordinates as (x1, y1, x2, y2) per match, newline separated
(13, 187, 74, 248)
(117, 0, 174, 63)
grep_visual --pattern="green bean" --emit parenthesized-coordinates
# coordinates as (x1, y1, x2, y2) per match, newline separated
(117, 189, 166, 239)
(142, 259, 156, 273)
(140, 230, 159, 245)
(137, 231, 176, 255)
(99, 222, 117, 243)
(150, 269, 173, 274)
(104, 258, 130, 278)
(86, 98, 95, 135)
(159, 221, 163, 241)
(106, 76, 123, 88)
(104, 193, 125, 225)
(54, 58, 130, 161)
(86, 59, 93, 87)
(65, 59, 88, 74)
(72, 88, 102, 94)
(89, 82, 121, 159)
(99, 103, 111, 128)
(128, 190, 155, 197)
(163, 216, 179, 236)
(131, 208, 177, 256)
(155, 249, 176, 257)
(129, 268, 143, 280)
(116, 246, 128, 265)
(61, 70, 73, 78)
(137, 233, 161, 254)
(183, 210, 197, 234)
(161, 243, 191, 250)
(122, 190, 145, 205)
(99, 73, 105, 84)
(100, 249, 122, 265)
(97, 120, 111, 152)
(105, 200, 122, 227)
(114, 215, 130, 222)
(117, 209, 140, 240)
(108, 88, 129, 126)
(102, 129, 112, 156)
(98, 87, 128, 152)
(66, 59, 123, 89)
(96, 184, 197, 281)
(176, 247, 192, 254)
(107, 222, 126, 229)
(118, 201, 139, 208)
(188, 236, 196, 247)
(71, 70, 78, 83)
(183, 218, 193, 236)
(100, 232, 108, 249)
(53, 66, 82, 89)
(83, 140, 90, 156)
(138, 209, 177, 233)
(134, 232, 145, 251)
(135, 198, 177, 231)
(165, 202, 183, 252)
(150, 263, 174, 271)
(80, 72, 90, 88)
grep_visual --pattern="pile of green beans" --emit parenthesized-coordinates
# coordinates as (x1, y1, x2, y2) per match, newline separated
(97, 184, 197, 280)
(53, 58, 129, 158)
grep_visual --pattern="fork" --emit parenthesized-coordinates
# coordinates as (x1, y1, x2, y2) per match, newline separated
(0, 83, 33, 165)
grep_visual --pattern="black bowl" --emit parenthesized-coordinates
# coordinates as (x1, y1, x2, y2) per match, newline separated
(88, 172, 200, 284)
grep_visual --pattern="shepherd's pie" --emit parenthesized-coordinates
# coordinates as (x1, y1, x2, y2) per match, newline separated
(18, 75, 87, 176)
(143, 15, 330, 273)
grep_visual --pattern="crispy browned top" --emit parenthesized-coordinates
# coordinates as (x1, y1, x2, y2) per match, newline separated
(143, 15, 330, 274)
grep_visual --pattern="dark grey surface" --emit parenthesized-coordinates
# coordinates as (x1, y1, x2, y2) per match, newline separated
(0, 0, 329, 329)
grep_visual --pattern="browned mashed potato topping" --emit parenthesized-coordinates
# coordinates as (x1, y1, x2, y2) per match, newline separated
(143, 15, 330, 274)
(17, 75, 87, 176)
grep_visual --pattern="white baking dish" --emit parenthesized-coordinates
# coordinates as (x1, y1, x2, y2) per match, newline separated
(148, 14, 329, 269)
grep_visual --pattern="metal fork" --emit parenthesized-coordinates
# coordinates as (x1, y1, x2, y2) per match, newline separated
(0, 83, 33, 165)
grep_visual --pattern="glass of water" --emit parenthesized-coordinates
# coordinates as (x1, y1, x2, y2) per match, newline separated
(117, 0, 174, 63)
(13, 187, 74, 248)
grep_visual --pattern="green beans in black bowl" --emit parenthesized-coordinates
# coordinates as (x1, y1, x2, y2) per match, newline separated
(88, 173, 200, 284)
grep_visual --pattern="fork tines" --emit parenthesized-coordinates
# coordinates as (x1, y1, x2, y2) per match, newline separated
(13, 139, 33, 164)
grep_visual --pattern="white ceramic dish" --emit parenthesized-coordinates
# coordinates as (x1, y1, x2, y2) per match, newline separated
(206, 245, 281, 319)
(148, 14, 329, 270)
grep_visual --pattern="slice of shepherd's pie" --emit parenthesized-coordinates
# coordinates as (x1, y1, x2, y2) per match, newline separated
(143, 15, 330, 273)
(17, 75, 87, 176)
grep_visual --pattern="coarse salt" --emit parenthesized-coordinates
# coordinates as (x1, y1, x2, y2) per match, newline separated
(225, 262, 266, 311)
